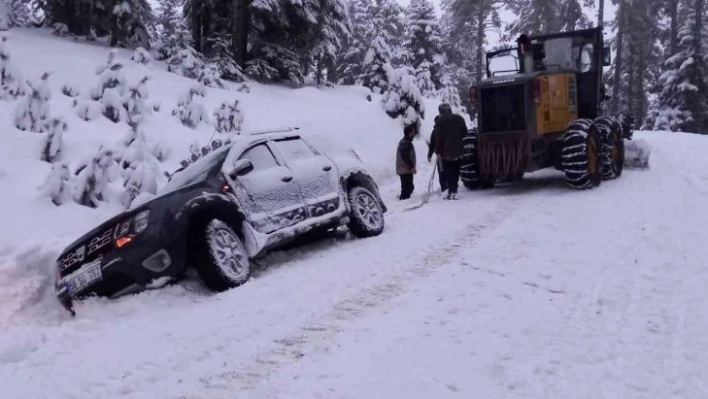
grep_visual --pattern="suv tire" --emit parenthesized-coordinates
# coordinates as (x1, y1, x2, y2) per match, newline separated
(193, 218, 250, 292)
(347, 186, 385, 238)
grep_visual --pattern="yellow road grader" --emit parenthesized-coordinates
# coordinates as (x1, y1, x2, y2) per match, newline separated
(461, 27, 647, 190)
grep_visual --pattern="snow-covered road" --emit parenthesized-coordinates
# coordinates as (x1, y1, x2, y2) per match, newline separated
(3, 132, 708, 398)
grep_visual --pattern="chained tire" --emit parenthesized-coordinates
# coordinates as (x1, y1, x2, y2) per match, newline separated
(595, 116, 624, 180)
(193, 218, 250, 292)
(347, 186, 385, 238)
(460, 128, 494, 189)
(561, 119, 602, 189)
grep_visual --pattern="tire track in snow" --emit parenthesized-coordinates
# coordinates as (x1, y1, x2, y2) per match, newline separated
(194, 196, 522, 394)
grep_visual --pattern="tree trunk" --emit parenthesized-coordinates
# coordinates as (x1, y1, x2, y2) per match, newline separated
(668, 0, 678, 55)
(475, 5, 486, 82)
(611, 0, 625, 115)
(232, 0, 251, 67)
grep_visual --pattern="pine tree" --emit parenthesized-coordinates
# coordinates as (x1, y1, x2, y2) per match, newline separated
(337, 0, 374, 85)
(0, 35, 25, 99)
(41, 117, 67, 163)
(172, 84, 208, 128)
(644, 0, 708, 133)
(42, 163, 73, 206)
(213, 99, 244, 133)
(382, 65, 426, 131)
(402, 0, 443, 88)
(14, 72, 51, 132)
(362, 35, 392, 93)
(74, 148, 119, 208)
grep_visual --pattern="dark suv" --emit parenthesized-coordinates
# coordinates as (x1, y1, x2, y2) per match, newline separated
(55, 128, 387, 315)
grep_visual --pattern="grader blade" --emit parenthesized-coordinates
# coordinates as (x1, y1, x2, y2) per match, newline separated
(624, 139, 651, 169)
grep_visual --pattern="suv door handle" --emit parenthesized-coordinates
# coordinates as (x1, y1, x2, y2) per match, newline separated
(322, 165, 332, 171)
(281, 175, 293, 182)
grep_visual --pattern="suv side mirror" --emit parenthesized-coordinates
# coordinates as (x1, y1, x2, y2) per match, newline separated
(230, 159, 253, 179)
(602, 46, 611, 66)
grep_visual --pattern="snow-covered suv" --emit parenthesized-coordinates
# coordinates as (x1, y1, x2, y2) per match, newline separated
(55, 128, 387, 314)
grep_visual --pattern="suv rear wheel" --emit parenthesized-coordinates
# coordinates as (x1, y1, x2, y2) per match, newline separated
(194, 218, 250, 292)
(347, 186, 385, 238)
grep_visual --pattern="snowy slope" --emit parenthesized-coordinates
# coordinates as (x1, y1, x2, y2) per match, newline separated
(2, 27, 707, 399)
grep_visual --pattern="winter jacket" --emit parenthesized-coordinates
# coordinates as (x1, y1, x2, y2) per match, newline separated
(396, 137, 416, 175)
(433, 112, 467, 161)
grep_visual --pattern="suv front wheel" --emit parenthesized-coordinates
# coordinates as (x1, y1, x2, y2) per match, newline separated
(194, 218, 250, 292)
(347, 186, 385, 238)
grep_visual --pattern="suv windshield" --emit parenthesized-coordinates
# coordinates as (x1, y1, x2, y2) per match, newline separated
(160, 147, 230, 194)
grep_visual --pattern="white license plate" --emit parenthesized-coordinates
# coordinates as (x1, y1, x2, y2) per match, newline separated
(65, 259, 103, 295)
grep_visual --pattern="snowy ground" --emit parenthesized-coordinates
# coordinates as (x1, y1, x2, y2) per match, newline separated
(1, 28, 708, 399)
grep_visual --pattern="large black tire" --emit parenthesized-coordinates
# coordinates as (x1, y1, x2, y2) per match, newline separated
(595, 116, 624, 180)
(561, 119, 602, 189)
(193, 218, 250, 292)
(347, 185, 385, 238)
(460, 128, 495, 189)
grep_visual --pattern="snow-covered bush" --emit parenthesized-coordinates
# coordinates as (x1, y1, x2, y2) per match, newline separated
(415, 61, 436, 96)
(9, 0, 30, 27)
(197, 65, 224, 89)
(124, 76, 150, 125)
(383, 66, 426, 132)
(102, 87, 125, 123)
(213, 100, 244, 133)
(0, 35, 25, 99)
(91, 50, 127, 101)
(172, 84, 207, 128)
(237, 83, 251, 93)
(167, 48, 204, 79)
(74, 148, 119, 208)
(42, 163, 72, 206)
(52, 23, 69, 37)
(0, 0, 16, 30)
(40, 117, 67, 163)
(61, 84, 80, 98)
(120, 124, 161, 208)
(74, 100, 101, 121)
(131, 47, 151, 65)
(14, 72, 51, 132)
(151, 139, 170, 162)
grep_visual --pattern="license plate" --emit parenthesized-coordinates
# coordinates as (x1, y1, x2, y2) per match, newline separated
(65, 259, 103, 295)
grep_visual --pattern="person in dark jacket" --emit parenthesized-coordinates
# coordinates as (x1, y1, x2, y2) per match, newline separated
(428, 115, 448, 193)
(396, 124, 417, 200)
(432, 103, 467, 200)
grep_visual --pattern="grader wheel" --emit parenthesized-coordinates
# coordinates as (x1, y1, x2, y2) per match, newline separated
(561, 119, 602, 189)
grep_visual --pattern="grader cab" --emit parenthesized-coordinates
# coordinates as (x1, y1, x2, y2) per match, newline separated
(461, 27, 637, 190)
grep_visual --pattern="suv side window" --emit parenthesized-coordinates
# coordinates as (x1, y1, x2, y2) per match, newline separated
(275, 138, 315, 162)
(239, 143, 278, 171)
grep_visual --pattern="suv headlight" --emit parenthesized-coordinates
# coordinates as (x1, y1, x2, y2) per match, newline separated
(132, 210, 150, 234)
(114, 209, 150, 248)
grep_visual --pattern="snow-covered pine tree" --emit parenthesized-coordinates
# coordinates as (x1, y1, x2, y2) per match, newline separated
(109, 0, 153, 48)
(0, 0, 16, 30)
(0, 35, 25, 99)
(362, 35, 392, 93)
(92, 50, 128, 100)
(206, 33, 244, 82)
(337, 0, 374, 85)
(62, 83, 80, 98)
(382, 65, 425, 131)
(415, 60, 436, 96)
(440, 0, 500, 119)
(307, 0, 350, 85)
(40, 117, 67, 163)
(154, 0, 192, 61)
(172, 84, 207, 128)
(373, 0, 405, 66)
(606, 0, 662, 126)
(402, 0, 443, 89)
(213, 99, 244, 133)
(121, 123, 161, 208)
(74, 148, 119, 208)
(437, 71, 464, 115)
(124, 76, 150, 125)
(9, 0, 31, 27)
(42, 162, 73, 206)
(14, 72, 51, 132)
(644, 0, 708, 133)
(131, 47, 151, 64)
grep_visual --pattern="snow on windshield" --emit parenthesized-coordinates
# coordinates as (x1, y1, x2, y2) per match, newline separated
(160, 147, 230, 195)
